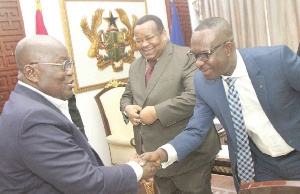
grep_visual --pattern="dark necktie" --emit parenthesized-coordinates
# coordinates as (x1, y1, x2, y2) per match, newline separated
(225, 77, 255, 183)
(145, 60, 157, 86)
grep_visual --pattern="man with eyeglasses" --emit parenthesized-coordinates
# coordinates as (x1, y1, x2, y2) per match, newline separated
(139, 17, 300, 192)
(120, 15, 220, 193)
(0, 35, 160, 193)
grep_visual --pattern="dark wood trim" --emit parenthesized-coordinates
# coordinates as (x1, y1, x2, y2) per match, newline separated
(0, 0, 25, 115)
(165, 0, 192, 47)
(94, 84, 126, 137)
(165, 0, 172, 36)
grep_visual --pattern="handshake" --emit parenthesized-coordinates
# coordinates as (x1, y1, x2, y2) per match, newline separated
(129, 149, 168, 181)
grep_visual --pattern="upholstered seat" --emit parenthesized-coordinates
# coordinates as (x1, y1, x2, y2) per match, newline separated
(95, 80, 137, 165)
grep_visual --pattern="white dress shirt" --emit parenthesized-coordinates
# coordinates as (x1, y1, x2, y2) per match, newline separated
(161, 50, 294, 168)
(222, 50, 294, 157)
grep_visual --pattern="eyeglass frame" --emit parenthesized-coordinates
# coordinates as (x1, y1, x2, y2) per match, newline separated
(187, 40, 231, 62)
(29, 60, 74, 71)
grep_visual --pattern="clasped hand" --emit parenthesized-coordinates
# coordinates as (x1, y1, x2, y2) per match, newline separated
(124, 105, 158, 126)
(129, 152, 161, 182)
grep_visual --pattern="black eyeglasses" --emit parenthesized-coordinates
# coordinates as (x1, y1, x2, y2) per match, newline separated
(30, 60, 74, 71)
(187, 40, 230, 62)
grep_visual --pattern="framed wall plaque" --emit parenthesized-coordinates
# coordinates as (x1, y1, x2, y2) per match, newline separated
(59, 0, 147, 93)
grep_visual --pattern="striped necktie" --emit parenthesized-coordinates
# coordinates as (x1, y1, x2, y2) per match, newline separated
(145, 60, 157, 86)
(226, 77, 255, 183)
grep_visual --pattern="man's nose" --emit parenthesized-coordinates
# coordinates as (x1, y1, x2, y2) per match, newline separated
(65, 67, 74, 75)
(141, 40, 149, 47)
(195, 60, 206, 69)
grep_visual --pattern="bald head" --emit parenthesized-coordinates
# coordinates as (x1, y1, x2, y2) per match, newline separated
(15, 35, 67, 71)
(14, 35, 74, 100)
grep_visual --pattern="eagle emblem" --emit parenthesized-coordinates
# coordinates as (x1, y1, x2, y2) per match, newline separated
(80, 8, 137, 72)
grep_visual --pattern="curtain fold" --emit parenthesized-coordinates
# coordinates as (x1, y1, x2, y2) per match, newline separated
(266, 0, 300, 51)
(192, 0, 300, 51)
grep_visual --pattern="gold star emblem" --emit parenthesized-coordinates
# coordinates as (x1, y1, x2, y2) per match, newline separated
(104, 11, 118, 31)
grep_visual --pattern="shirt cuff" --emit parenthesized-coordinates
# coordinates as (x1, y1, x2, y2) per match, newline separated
(126, 161, 143, 181)
(159, 144, 178, 169)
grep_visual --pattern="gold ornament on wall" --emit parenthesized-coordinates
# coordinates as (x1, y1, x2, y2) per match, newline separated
(80, 8, 137, 72)
(104, 78, 126, 88)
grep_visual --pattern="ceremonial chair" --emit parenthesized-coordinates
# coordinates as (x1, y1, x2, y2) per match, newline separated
(94, 80, 137, 165)
(95, 80, 160, 194)
(239, 180, 300, 194)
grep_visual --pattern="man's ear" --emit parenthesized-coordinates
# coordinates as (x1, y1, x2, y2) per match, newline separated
(161, 29, 168, 41)
(225, 42, 234, 54)
(23, 64, 38, 83)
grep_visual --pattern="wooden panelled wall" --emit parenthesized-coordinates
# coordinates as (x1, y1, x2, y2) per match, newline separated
(165, 0, 192, 47)
(0, 0, 25, 115)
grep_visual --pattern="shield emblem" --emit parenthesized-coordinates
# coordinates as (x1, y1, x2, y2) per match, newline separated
(103, 31, 129, 62)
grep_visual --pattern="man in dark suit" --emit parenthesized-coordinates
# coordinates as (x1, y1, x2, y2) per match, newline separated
(120, 15, 220, 193)
(0, 35, 159, 193)
(139, 17, 300, 192)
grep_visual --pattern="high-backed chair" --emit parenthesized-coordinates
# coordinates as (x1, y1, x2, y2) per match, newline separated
(95, 79, 137, 165)
(239, 180, 300, 194)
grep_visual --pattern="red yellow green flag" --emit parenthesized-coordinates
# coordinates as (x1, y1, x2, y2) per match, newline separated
(35, 0, 48, 35)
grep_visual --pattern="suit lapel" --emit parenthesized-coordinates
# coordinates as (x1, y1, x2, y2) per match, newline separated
(15, 83, 63, 115)
(132, 57, 147, 102)
(15, 83, 103, 166)
(239, 49, 272, 116)
(142, 41, 173, 106)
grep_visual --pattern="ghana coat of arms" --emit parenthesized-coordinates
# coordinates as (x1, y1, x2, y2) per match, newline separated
(80, 9, 137, 72)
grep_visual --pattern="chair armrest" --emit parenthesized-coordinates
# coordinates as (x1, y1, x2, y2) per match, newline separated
(106, 135, 135, 147)
(130, 138, 135, 147)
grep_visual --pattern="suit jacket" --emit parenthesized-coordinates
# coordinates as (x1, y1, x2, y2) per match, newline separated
(169, 45, 300, 189)
(120, 41, 220, 177)
(0, 83, 137, 194)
